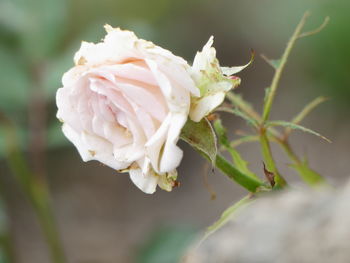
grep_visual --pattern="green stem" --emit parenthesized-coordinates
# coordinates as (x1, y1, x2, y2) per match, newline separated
(0, 114, 66, 263)
(215, 154, 264, 192)
(259, 130, 287, 187)
(262, 12, 310, 121)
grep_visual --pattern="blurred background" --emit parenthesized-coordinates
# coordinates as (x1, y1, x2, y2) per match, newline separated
(0, 0, 349, 262)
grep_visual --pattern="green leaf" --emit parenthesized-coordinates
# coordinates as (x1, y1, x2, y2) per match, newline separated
(267, 120, 331, 143)
(230, 135, 259, 148)
(136, 225, 198, 263)
(261, 54, 282, 70)
(202, 195, 252, 241)
(181, 119, 263, 192)
(216, 107, 258, 127)
(291, 96, 328, 125)
(213, 120, 258, 180)
(289, 158, 327, 186)
(212, 119, 229, 146)
(180, 118, 217, 164)
(285, 97, 328, 137)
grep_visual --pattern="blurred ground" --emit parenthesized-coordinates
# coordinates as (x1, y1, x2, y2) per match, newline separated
(1, 0, 350, 262)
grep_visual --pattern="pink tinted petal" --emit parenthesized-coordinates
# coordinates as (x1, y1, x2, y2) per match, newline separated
(117, 82, 167, 121)
(81, 131, 130, 170)
(57, 88, 85, 132)
(158, 61, 199, 97)
(98, 97, 115, 122)
(89, 78, 134, 114)
(103, 122, 132, 147)
(106, 62, 158, 86)
(145, 59, 190, 113)
(132, 103, 157, 139)
(145, 114, 172, 173)
(62, 66, 88, 87)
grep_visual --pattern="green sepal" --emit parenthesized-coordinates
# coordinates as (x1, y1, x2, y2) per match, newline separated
(180, 118, 217, 165)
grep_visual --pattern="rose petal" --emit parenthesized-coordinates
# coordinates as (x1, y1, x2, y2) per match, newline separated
(129, 168, 158, 194)
(159, 113, 186, 173)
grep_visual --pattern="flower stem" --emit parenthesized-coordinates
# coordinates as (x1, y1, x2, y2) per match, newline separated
(262, 12, 310, 122)
(215, 154, 264, 192)
(259, 129, 287, 187)
(0, 113, 66, 263)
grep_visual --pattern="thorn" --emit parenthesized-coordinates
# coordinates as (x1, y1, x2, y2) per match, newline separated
(172, 181, 180, 188)
(207, 113, 219, 121)
(263, 162, 275, 187)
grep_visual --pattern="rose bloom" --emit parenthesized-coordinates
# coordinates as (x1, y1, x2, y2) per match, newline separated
(57, 25, 241, 194)
(57, 25, 200, 193)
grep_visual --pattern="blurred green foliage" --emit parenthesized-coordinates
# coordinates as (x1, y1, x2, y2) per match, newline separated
(135, 225, 198, 263)
(0, 198, 13, 263)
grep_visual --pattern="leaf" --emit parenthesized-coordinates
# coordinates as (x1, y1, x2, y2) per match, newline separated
(202, 195, 252, 241)
(216, 107, 258, 128)
(261, 54, 282, 70)
(221, 49, 255, 76)
(213, 120, 258, 180)
(285, 97, 328, 137)
(180, 118, 217, 164)
(289, 159, 327, 186)
(212, 119, 229, 146)
(291, 96, 328, 125)
(226, 92, 262, 123)
(230, 135, 259, 148)
(267, 121, 331, 143)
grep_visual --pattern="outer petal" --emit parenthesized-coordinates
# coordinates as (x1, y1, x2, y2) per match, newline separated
(145, 114, 172, 173)
(129, 168, 158, 194)
(74, 27, 139, 65)
(62, 124, 130, 170)
(159, 113, 187, 173)
(145, 59, 191, 113)
(190, 92, 226, 122)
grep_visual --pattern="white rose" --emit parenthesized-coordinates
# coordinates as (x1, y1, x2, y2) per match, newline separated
(56, 25, 199, 194)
